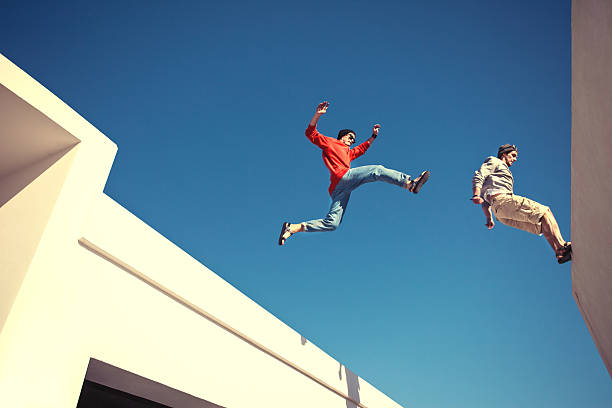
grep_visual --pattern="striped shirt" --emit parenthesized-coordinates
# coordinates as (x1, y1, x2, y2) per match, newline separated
(472, 156, 513, 204)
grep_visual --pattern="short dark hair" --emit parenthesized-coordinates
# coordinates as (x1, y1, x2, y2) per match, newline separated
(497, 144, 517, 159)
(337, 129, 356, 140)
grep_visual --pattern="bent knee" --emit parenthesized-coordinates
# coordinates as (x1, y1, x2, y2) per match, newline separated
(323, 218, 341, 231)
(540, 208, 553, 221)
(371, 165, 385, 177)
(323, 222, 339, 231)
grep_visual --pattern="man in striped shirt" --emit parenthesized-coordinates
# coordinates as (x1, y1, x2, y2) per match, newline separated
(472, 144, 571, 264)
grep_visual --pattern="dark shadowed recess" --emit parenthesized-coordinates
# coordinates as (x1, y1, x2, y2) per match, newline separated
(77, 380, 171, 408)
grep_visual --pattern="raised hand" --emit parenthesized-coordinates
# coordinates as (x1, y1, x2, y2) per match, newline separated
(485, 218, 495, 230)
(472, 196, 484, 204)
(372, 124, 380, 137)
(316, 101, 330, 115)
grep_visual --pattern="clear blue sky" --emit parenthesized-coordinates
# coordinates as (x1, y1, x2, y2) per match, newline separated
(3, 1, 611, 407)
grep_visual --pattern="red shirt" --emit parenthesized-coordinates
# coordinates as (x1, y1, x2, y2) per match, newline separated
(305, 125, 372, 195)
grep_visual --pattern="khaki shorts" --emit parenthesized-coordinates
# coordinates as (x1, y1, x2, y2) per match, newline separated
(490, 194, 550, 235)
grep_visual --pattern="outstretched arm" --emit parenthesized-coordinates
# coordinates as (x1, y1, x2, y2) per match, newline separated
(306, 101, 331, 147)
(309, 101, 329, 128)
(350, 124, 380, 160)
(368, 123, 380, 143)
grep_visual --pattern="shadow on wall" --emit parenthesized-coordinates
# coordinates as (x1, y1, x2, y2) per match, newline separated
(0, 145, 76, 207)
(339, 363, 360, 408)
(0, 144, 80, 334)
(298, 334, 362, 407)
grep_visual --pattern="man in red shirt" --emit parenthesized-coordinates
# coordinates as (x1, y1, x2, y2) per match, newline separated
(279, 101, 430, 245)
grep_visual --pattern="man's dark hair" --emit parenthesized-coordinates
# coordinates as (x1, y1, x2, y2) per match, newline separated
(337, 129, 356, 140)
(497, 144, 517, 159)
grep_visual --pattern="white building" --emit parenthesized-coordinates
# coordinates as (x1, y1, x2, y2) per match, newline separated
(0, 53, 402, 408)
(570, 0, 612, 380)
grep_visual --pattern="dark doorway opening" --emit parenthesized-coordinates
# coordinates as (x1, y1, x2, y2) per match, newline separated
(77, 380, 171, 408)
(78, 358, 224, 408)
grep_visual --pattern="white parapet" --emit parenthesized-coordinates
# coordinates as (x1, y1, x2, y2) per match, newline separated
(571, 0, 612, 379)
(0, 53, 403, 408)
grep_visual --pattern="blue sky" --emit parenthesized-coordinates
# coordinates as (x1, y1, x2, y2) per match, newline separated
(3, 1, 611, 407)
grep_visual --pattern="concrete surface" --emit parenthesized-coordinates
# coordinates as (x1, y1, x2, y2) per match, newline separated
(571, 0, 612, 379)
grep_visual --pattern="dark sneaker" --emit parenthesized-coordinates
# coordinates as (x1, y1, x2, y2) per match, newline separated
(409, 171, 430, 194)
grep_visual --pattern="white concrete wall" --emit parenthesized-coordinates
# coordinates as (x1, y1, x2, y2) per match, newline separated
(571, 0, 612, 378)
(0, 145, 78, 331)
(0, 53, 403, 407)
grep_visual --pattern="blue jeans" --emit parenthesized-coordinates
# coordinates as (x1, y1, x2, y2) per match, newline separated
(303, 165, 411, 232)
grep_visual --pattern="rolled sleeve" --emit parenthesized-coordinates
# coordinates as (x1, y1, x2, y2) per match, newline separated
(472, 157, 497, 190)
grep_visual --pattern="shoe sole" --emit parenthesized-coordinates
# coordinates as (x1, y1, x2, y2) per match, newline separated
(411, 171, 430, 194)
(278, 222, 290, 246)
(557, 242, 572, 264)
